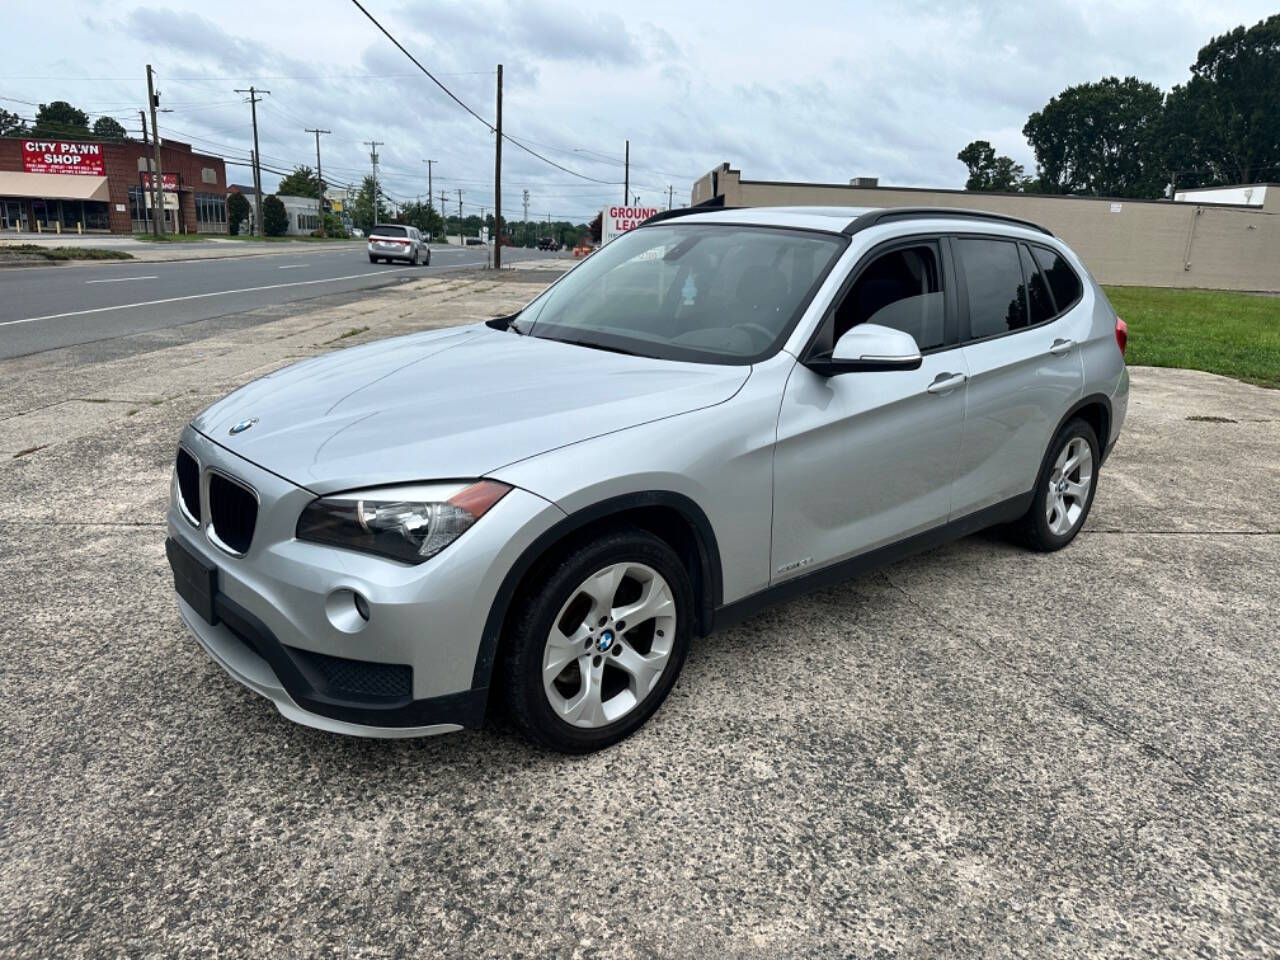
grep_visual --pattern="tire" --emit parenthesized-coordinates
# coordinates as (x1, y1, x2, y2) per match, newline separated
(500, 529, 694, 753)
(424, 250, 431, 266)
(368, 254, 377, 263)
(1013, 417, 1100, 552)
(411, 247, 420, 265)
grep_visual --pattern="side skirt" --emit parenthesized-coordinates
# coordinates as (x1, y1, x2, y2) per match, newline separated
(711, 493, 1033, 632)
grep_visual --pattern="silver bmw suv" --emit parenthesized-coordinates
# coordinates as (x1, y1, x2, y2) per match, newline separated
(167, 205, 1129, 752)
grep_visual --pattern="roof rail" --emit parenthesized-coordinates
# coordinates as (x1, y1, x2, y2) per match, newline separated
(844, 206, 1053, 237)
(640, 201, 735, 227)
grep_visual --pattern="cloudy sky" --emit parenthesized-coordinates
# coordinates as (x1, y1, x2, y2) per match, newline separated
(2, 1, 1274, 221)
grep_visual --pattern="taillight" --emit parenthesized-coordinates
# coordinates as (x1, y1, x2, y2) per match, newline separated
(1115, 317, 1128, 356)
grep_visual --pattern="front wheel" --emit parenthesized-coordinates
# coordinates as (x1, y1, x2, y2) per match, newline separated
(501, 529, 693, 753)
(1014, 417, 1099, 551)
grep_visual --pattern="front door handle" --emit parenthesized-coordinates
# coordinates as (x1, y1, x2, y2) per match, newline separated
(926, 372, 967, 395)
(1049, 338, 1076, 357)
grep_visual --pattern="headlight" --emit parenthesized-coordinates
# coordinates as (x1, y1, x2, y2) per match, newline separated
(296, 480, 511, 564)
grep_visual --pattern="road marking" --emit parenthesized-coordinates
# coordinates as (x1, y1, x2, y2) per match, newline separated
(277, 264, 309, 270)
(2, 266, 420, 327)
(85, 276, 159, 284)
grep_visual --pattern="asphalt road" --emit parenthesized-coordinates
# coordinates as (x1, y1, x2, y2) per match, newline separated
(0, 244, 557, 359)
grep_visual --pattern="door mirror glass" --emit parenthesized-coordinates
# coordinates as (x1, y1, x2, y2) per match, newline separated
(828, 323, 922, 369)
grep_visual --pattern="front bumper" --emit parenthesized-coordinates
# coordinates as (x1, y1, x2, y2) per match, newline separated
(167, 425, 564, 737)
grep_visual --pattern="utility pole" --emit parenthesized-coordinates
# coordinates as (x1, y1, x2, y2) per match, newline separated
(522, 189, 529, 247)
(304, 128, 330, 236)
(623, 139, 629, 207)
(305, 127, 330, 236)
(457, 189, 463, 246)
(146, 65, 166, 237)
(424, 159, 437, 240)
(363, 140, 383, 227)
(234, 86, 269, 236)
(667, 185, 674, 210)
(493, 63, 503, 269)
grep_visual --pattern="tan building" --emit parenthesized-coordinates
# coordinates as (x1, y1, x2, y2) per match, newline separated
(691, 164, 1280, 292)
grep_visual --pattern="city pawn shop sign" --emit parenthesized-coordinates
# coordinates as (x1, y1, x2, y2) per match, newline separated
(22, 140, 105, 176)
(602, 204, 659, 244)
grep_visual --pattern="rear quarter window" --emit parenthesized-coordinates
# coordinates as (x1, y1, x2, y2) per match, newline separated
(1032, 246, 1084, 312)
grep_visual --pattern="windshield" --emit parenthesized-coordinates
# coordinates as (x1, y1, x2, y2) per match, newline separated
(518, 224, 846, 364)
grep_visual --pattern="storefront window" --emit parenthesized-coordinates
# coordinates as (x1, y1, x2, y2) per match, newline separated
(195, 191, 227, 233)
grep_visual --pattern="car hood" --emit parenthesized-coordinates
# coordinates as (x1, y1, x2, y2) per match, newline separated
(193, 324, 750, 494)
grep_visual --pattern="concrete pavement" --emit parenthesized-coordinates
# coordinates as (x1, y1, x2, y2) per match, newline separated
(1, 272, 1278, 958)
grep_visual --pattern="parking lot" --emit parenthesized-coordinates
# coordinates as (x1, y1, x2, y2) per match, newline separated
(2, 270, 1278, 958)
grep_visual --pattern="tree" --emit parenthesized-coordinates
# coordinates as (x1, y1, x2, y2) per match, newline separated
(276, 165, 326, 198)
(588, 212, 602, 244)
(957, 140, 1029, 191)
(1023, 77, 1167, 197)
(1163, 15, 1280, 187)
(227, 192, 251, 236)
(31, 101, 90, 138)
(400, 200, 445, 239)
(322, 211, 348, 238)
(349, 175, 384, 235)
(262, 195, 289, 237)
(91, 116, 127, 141)
(0, 109, 26, 137)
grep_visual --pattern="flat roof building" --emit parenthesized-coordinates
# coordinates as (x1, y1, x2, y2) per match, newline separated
(690, 164, 1280, 292)
(0, 136, 228, 235)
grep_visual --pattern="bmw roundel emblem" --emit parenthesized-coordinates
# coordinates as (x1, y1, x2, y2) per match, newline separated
(597, 630, 614, 653)
(229, 417, 258, 435)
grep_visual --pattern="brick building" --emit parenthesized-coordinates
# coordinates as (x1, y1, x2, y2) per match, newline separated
(0, 136, 228, 235)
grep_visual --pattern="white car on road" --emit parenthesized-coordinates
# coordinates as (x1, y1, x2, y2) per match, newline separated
(368, 224, 428, 265)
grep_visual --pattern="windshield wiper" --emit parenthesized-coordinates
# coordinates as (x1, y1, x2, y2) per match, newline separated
(549, 336, 640, 357)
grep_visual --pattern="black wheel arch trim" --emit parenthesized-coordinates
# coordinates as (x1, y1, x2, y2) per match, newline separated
(471, 490, 724, 693)
(1056, 393, 1114, 463)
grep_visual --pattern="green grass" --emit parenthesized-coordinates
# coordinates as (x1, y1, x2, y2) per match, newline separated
(132, 233, 208, 243)
(1103, 285, 1280, 389)
(1, 244, 133, 261)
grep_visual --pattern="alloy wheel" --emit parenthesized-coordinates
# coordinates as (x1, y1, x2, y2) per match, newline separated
(1046, 436, 1093, 536)
(542, 562, 677, 729)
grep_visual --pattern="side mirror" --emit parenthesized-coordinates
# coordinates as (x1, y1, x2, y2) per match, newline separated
(805, 323, 923, 375)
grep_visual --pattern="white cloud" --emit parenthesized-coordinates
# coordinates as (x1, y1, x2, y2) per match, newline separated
(0, 0, 1272, 220)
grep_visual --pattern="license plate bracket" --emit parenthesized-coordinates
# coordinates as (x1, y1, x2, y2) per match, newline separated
(166, 537, 218, 625)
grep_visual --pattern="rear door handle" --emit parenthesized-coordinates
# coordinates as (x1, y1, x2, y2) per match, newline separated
(1049, 338, 1076, 356)
(926, 372, 967, 395)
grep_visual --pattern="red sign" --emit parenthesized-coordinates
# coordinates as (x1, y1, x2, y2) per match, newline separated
(141, 172, 180, 191)
(22, 140, 105, 176)
(603, 205, 660, 243)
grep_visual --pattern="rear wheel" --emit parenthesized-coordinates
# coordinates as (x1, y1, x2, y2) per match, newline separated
(411, 247, 420, 265)
(368, 254, 378, 263)
(501, 529, 693, 753)
(1014, 417, 1099, 551)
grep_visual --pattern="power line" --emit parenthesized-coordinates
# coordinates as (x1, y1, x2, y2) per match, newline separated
(347, 0, 623, 186)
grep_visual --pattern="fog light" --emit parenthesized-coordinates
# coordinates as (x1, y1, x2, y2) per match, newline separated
(325, 588, 370, 634)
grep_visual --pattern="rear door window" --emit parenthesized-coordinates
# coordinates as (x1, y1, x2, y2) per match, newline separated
(955, 237, 1028, 340)
(373, 225, 406, 238)
(1031, 246, 1084, 313)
